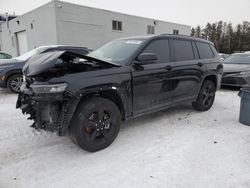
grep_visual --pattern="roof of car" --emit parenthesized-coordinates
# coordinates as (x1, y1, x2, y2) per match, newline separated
(38, 45, 88, 49)
(118, 34, 213, 45)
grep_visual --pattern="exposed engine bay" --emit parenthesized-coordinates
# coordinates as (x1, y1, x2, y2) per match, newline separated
(23, 51, 118, 81)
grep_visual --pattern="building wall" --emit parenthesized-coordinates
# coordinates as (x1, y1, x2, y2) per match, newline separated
(0, 1, 58, 57)
(54, 1, 191, 49)
(0, 0, 191, 56)
(0, 24, 2, 51)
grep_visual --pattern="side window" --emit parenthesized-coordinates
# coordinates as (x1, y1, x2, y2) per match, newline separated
(112, 20, 122, 31)
(142, 39, 170, 63)
(6, 54, 12, 59)
(196, 42, 214, 59)
(173, 40, 194, 61)
(173, 29, 179, 35)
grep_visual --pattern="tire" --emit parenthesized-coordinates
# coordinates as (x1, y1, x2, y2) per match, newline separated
(70, 97, 121, 152)
(7, 74, 23, 93)
(192, 80, 216, 111)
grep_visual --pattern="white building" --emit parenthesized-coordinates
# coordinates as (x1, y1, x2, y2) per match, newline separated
(0, 0, 191, 57)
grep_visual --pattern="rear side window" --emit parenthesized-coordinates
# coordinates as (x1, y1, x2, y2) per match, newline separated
(196, 42, 214, 59)
(173, 40, 194, 61)
(0, 53, 11, 59)
(142, 39, 170, 63)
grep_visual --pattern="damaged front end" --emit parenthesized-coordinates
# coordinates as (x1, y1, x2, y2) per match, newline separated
(16, 51, 119, 135)
(16, 82, 79, 136)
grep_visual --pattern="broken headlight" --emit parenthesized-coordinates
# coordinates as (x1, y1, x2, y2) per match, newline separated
(30, 83, 68, 94)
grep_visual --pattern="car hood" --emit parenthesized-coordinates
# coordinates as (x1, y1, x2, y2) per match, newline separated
(0, 58, 23, 66)
(23, 51, 121, 76)
(223, 63, 250, 73)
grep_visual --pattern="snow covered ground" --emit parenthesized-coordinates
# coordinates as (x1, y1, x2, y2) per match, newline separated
(0, 88, 250, 188)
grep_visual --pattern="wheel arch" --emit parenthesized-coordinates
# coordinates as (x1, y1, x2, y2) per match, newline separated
(77, 87, 127, 121)
(203, 74, 217, 88)
(4, 70, 23, 87)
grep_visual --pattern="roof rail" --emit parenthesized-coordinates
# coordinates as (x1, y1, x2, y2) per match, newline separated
(160, 33, 191, 37)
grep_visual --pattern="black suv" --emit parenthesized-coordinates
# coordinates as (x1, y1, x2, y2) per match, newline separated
(0, 45, 89, 93)
(17, 34, 223, 152)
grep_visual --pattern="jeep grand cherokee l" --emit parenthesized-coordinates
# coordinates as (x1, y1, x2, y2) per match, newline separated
(17, 34, 223, 152)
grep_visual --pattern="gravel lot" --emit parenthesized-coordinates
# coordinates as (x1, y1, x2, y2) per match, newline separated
(0, 88, 250, 188)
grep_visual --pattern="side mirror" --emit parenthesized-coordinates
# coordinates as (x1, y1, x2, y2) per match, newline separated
(135, 53, 157, 65)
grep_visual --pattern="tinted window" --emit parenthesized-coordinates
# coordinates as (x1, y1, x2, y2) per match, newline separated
(196, 42, 214, 59)
(173, 40, 194, 61)
(0, 53, 11, 59)
(210, 45, 218, 57)
(0, 53, 5, 59)
(142, 39, 170, 63)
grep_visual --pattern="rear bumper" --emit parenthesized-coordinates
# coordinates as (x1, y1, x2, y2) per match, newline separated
(222, 74, 250, 87)
(16, 85, 79, 136)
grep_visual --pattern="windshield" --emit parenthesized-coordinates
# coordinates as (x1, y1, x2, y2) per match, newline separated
(88, 39, 146, 65)
(14, 46, 56, 61)
(224, 55, 250, 64)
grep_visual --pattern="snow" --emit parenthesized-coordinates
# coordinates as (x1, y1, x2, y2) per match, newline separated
(0, 88, 250, 188)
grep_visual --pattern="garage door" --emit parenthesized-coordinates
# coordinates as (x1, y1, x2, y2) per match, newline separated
(16, 31, 28, 55)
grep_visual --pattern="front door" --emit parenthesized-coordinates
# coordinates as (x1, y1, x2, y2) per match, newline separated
(132, 39, 174, 115)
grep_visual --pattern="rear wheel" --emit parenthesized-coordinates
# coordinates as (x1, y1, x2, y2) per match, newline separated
(192, 80, 216, 111)
(70, 97, 121, 152)
(7, 74, 23, 93)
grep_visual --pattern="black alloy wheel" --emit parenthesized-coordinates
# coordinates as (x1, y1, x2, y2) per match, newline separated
(202, 84, 215, 108)
(70, 97, 121, 152)
(192, 80, 216, 111)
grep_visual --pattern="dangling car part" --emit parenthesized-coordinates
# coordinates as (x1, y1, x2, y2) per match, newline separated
(0, 45, 90, 93)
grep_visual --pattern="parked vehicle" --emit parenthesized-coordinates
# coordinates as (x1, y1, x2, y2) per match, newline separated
(0, 45, 89, 92)
(17, 34, 222, 152)
(222, 53, 250, 87)
(0, 51, 12, 59)
(218, 53, 230, 61)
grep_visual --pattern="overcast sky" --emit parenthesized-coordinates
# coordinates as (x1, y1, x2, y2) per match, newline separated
(0, 0, 250, 27)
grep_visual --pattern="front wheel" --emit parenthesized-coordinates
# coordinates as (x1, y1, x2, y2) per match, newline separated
(7, 74, 23, 93)
(192, 80, 216, 111)
(70, 97, 121, 152)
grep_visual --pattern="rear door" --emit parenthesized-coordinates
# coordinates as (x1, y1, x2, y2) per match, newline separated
(171, 39, 204, 103)
(195, 41, 219, 87)
(132, 39, 174, 115)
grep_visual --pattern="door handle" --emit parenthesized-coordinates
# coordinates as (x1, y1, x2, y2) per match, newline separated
(197, 62, 203, 67)
(164, 65, 172, 71)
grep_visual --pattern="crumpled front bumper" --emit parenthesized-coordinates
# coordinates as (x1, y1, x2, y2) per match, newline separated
(16, 84, 79, 136)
